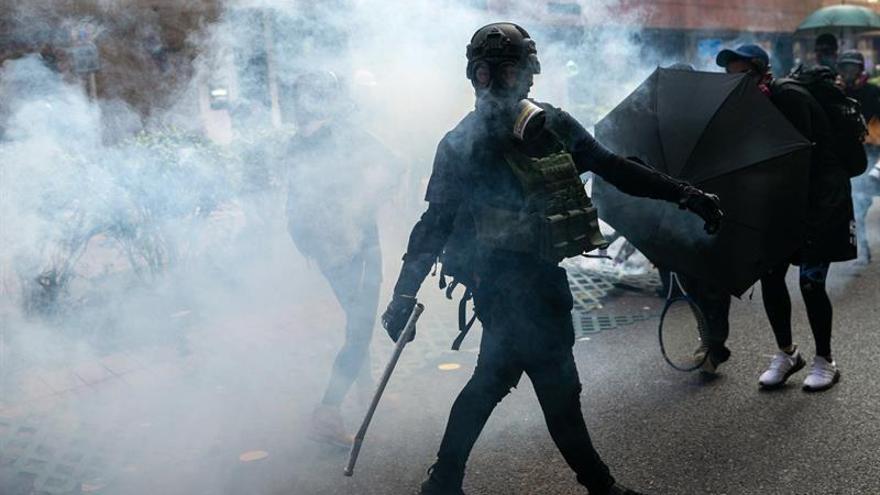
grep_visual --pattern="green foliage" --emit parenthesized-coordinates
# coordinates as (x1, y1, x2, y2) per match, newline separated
(17, 127, 241, 316)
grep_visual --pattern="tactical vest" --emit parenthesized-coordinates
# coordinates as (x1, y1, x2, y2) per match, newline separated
(439, 145, 606, 351)
(472, 148, 607, 264)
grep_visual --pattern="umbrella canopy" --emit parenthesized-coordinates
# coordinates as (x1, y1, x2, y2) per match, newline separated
(592, 68, 812, 296)
(797, 4, 880, 32)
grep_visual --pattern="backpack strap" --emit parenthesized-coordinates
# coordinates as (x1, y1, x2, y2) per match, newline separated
(451, 287, 477, 351)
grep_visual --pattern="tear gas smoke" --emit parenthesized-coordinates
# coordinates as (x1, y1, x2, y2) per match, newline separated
(0, 1, 689, 493)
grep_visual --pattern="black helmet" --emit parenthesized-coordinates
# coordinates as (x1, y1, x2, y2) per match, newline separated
(466, 22, 540, 82)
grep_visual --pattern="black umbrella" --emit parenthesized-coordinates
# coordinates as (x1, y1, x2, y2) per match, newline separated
(592, 68, 812, 296)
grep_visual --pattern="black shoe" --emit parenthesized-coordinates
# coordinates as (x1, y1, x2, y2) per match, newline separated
(419, 478, 465, 495)
(419, 465, 465, 495)
(694, 344, 730, 375)
(605, 483, 648, 495)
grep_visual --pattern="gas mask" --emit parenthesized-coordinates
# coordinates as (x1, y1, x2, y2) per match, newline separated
(839, 63, 865, 88)
(470, 59, 544, 140)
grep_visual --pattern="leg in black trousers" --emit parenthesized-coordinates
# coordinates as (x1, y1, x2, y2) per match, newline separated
(799, 263, 833, 359)
(527, 350, 615, 493)
(427, 266, 616, 493)
(432, 334, 523, 486)
(679, 275, 732, 364)
(760, 263, 793, 350)
(318, 225, 383, 407)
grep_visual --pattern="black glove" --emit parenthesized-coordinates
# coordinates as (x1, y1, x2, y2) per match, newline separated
(678, 185, 723, 234)
(382, 294, 417, 342)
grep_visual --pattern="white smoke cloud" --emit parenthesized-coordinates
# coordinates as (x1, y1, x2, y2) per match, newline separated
(0, 1, 679, 493)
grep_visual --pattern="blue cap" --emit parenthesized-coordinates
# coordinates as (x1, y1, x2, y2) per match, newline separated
(716, 44, 770, 71)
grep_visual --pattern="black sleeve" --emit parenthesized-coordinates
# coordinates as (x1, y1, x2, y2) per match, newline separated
(550, 108, 684, 202)
(392, 202, 457, 296)
(424, 137, 464, 204)
(393, 135, 463, 296)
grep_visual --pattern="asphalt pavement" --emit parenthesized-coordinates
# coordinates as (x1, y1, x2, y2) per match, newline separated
(2, 207, 879, 495)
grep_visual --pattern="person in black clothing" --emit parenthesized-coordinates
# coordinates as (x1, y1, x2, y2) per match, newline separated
(381, 23, 723, 495)
(838, 50, 880, 264)
(654, 63, 733, 374)
(717, 44, 856, 392)
(286, 71, 397, 447)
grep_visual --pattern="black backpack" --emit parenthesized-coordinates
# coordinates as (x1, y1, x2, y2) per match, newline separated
(777, 65, 868, 177)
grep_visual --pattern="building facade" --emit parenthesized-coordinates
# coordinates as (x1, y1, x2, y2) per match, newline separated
(486, 0, 880, 74)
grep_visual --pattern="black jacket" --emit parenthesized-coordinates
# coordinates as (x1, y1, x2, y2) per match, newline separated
(393, 102, 686, 297)
(771, 82, 857, 263)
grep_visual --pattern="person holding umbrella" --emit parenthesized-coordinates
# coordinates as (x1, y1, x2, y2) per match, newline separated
(717, 44, 856, 392)
(592, 60, 814, 376)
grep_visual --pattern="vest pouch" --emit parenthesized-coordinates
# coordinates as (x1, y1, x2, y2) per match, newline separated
(493, 147, 607, 262)
(538, 205, 607, 262)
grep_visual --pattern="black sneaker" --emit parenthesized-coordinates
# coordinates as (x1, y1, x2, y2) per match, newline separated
(419, 465, 465, 495)
(694, 344, 730, 375)
(606, 483, 648, 495)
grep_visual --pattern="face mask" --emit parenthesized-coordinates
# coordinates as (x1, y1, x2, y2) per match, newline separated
(729, 67, 773, 97)
(754, 71, 773, 96)
(839, 64, 864, 87)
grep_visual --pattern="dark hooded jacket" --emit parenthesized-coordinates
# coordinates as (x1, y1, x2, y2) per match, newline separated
(771, 82, 857, 263)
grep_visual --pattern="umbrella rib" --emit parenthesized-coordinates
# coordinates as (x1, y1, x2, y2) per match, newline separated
(652, 78, 669, 174)
(679, 77, 744, 177)
(688, 142, 812, 185)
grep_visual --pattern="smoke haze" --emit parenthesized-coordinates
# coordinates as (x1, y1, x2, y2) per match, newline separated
(0, 1, 703, 493)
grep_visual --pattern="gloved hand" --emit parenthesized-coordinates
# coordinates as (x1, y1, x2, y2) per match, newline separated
(382, 294, 417, 342)
(678, 185, 723, 234)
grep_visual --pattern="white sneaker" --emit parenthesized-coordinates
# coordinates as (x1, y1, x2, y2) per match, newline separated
(803, 356, 841, 392)
(759, 349, 806, 389)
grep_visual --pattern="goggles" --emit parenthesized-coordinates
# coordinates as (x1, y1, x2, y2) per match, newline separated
(470, 60, 529, 90)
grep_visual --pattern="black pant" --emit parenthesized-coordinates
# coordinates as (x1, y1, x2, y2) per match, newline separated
(676, 273, 732, 363)
(431, 265, 615, 493)
(290, 223, 382, 407)
(760, 262, 833, 358)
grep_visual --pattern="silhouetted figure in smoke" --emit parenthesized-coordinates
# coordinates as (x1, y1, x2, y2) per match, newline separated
(285, 71, 396, 447)
(382, 23, 722, 495)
